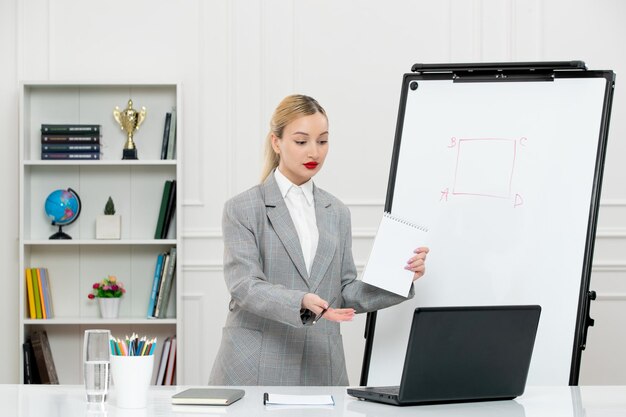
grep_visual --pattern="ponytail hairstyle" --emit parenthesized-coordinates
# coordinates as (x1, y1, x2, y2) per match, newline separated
(260, 94, 327, 182)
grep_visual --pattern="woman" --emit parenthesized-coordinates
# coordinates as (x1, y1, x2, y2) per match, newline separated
(209, 95, 428, 386)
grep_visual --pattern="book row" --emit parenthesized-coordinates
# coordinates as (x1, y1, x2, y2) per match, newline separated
(155, 335, 177, 385)
(40, 124, 102, 160)
(147, 247, 177, 319)
(22, 330, 59, 384)
(41, 124, 100, 135)
(160, 108, 177, 160)
(155, 179, 177, 239)
(25, 268, 53, 319)
(38, 114, 178, 160)
(25, 252, 176, 321)
(22, 330, 177, 385)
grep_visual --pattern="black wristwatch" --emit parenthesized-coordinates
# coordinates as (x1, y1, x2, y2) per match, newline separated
(300, 308, 315, 326)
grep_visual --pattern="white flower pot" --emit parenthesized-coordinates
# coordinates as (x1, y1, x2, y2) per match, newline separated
(96, 215, 121, 239)
(98, 297, 121, 319)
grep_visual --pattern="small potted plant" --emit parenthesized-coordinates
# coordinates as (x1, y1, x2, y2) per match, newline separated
(96, 196, 121, 239)
(88, 275, 126, 318)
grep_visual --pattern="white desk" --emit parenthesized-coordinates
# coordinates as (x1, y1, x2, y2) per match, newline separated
(0, 385, 625, 416)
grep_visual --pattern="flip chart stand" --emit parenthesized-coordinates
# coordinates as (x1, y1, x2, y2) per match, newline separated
(361, 61, 615, 386)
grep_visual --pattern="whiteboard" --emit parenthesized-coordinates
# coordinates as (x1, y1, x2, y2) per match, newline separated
(365, 71, 613, 386)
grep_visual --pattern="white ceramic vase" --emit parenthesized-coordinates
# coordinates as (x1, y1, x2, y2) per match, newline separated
(98, 297, 121, 319)
(96, 215, 121, 239)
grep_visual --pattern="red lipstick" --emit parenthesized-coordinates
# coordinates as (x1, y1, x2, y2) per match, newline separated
(304, 162, 319, 169)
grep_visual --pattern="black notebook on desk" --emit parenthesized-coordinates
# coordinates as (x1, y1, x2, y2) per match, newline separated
(348, 305, 541, 406)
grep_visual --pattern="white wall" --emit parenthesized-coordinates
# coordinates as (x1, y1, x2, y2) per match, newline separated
(1, 0, 625, 384)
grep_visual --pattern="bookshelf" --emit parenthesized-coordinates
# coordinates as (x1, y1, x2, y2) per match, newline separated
(18, 82, 182, 384)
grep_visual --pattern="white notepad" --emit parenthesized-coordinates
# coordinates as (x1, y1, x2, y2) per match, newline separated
(263, 393, 335, 406)
(361, 212, 429, 296)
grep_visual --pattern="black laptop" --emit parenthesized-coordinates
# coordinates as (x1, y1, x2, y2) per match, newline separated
(347, 305, 541, 406)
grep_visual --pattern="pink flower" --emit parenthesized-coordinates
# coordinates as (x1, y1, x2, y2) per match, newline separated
(88, 276, 126, 299)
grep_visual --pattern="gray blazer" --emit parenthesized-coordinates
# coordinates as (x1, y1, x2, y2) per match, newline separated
(209, 173, 412, 386)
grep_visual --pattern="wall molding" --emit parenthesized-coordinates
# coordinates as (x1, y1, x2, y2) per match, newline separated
(180, 293, 204, 384)
(181, 293, 204, 301)
(183, 263, 223, 273)
(596, 227, 626, 239)
(351, 228, 626, 239)
(600, 199, 626, 207)
(181, 261, 626, 274)
(596, 228, 626, 239)
(342, 200, 385, 207)
(179, 199, 625, 212)
(182, 226, 626, 240)
(595, 293, 626, 302)
(183, 198, 204, 207)
(352, 228, 378, 239)
(183, 228, 222, 239)
(591, 262, 626, 273)
(181, 229, 626, 240)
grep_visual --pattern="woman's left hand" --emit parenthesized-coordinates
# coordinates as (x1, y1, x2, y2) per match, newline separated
(405, 246, 429, 281)
(322, 307, 356, 323)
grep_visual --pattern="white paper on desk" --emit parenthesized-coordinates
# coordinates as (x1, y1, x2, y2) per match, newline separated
(264, 393, 335, 406)
(361, 212, 429, 297)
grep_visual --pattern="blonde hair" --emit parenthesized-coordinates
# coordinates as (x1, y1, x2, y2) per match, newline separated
(261, 94, 327, 182)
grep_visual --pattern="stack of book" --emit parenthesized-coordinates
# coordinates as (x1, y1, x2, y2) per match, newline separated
(40, 124, 101, 160)
(147, 247, 177, 319)
(23, 330, 59, 384)
(25, 268, 54, 319)
(154, 335, 177, 385)
(155, 179, 176, 239)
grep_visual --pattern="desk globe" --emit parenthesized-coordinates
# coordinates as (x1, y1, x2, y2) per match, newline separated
(44, 188, 81, 239)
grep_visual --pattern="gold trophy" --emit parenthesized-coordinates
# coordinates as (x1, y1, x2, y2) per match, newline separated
(113, 99, 146, 160)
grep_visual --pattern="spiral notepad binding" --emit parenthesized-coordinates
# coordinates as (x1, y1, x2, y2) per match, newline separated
(383, 212, 429, 233)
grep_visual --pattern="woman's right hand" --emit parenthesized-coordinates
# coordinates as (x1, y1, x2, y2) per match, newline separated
(301, 293, 355, 322)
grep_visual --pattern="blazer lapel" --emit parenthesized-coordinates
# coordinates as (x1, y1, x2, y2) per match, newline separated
(263, 174, 310, 285)
(308, 186, 337, 293)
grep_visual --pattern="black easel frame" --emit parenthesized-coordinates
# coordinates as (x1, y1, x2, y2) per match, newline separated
(360, 61, 615, 386)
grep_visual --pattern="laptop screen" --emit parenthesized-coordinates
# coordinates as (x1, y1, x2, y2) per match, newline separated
(398, 305, 541, 403)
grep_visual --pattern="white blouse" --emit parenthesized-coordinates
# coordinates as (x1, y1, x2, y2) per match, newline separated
(274, 168, 319, 276)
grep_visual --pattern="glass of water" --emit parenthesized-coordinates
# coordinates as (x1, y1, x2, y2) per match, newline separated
(83, 329, 111, 403)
